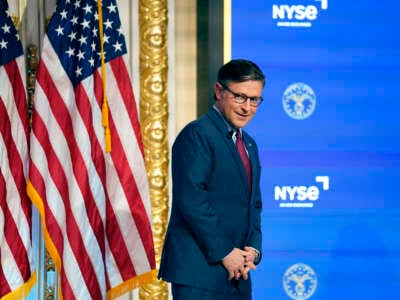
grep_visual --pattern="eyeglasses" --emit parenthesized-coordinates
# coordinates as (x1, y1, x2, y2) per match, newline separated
(219, 82, 263, 107)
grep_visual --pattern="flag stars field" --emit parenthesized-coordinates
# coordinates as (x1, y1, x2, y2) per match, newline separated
(47, 0, 127, 86)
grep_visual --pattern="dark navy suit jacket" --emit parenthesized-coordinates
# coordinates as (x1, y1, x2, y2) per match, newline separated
(158, 108, 262, 296)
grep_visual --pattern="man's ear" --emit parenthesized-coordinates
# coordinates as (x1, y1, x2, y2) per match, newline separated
(214, 82, 223, 101)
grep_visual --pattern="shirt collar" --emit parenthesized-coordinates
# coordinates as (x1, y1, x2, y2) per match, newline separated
(212, 105, 241, 137)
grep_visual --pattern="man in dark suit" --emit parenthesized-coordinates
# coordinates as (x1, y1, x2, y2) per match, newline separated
(158, 59, 265, 299)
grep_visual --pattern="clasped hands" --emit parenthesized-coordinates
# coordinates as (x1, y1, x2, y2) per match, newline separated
(222, 246, 257, 280)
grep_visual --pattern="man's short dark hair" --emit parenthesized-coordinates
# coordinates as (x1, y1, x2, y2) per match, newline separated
(217, 59, 265, 87)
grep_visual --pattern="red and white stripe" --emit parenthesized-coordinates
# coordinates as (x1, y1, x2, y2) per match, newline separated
(0, 55, 35, 299)
(28, 35, 156, 299)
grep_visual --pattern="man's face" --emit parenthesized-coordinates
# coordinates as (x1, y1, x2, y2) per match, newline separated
(214, 80, 263, 129)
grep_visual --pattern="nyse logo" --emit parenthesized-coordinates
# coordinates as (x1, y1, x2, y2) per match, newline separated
(274, 176, 329, 208)
(272, 0, 328, 28)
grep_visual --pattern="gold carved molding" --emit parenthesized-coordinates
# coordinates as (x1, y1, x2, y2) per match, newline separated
(138, 0, 169, 299)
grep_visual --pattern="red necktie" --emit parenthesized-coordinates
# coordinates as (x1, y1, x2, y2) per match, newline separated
(236, 130, 252, 189)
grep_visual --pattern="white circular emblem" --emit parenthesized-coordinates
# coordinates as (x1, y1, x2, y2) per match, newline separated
(283, 263, 317, 300)
(282, 82, 316, 120)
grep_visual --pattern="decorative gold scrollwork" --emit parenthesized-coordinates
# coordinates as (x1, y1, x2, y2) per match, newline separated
(139, 0, 169, 299)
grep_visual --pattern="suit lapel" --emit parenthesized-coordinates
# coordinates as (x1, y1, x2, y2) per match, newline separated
(207, 109, 252, 193)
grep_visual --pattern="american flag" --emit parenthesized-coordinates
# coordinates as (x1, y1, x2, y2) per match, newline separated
(27, 0, 156, 298)
(0, 0, 36, 298)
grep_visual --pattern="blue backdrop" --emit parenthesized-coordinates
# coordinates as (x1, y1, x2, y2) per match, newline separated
(232, 0, 400, 299)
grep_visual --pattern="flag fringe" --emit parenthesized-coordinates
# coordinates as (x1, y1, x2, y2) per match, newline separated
(26, 181, 63, 272)
(0, 271, 37, 300)
(106, 269, 158, 300)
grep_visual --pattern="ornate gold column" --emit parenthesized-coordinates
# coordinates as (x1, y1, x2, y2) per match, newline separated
(138, 1, 169, 299)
